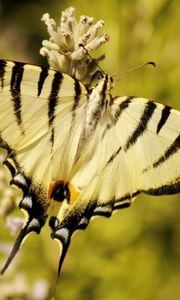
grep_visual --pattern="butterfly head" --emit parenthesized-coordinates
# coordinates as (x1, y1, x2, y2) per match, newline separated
(93, 72, 113, 90)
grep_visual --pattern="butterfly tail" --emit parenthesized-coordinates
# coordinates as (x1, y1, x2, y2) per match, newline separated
(50, 216, 72, 276)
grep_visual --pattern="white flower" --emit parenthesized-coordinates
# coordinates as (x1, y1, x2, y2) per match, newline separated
(40, 7, 109, 84)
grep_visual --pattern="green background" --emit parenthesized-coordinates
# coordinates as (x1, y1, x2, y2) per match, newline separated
(0, 0, 179, 300)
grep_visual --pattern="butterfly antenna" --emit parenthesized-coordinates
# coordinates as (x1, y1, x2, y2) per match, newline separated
(120, 61, 157, 75)
(0, 225, 28, 275)
(79, 43, 105, 76)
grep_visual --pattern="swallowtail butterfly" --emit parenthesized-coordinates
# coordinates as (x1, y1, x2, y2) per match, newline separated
(0, 59, 179, 277)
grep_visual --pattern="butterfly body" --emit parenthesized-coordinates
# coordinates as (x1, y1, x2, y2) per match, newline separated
(0, 59, 179, 276)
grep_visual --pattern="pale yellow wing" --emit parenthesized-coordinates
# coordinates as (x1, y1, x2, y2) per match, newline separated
(48, 95, 179, 277)
(58, 96, 180, 229)
(0, 60, 88, 185)
(0, 59, 88, 274)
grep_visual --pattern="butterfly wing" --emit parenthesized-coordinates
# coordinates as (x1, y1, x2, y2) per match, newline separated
(0, 60, 88, 182)
(109, 96, 180, 196)
(52, 95, 180, 240)
(1, 64, 180, 276)
(76, 96, 180, 206)
(0, 60, 88, 273)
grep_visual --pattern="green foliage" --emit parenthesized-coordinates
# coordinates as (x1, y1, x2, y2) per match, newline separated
(0, 1, 179, 299)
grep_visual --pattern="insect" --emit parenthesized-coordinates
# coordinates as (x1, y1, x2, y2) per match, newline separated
(0, 59, 179, 278)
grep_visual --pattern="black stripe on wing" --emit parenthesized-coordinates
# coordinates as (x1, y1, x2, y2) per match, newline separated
(156, 105, 171, 134)
(38, 66, 49, 97)
(10, 62, 25, 133)
(125, 101, 156, 151)
(113, 178, 180, 211)
(105, 145, 122, 166)
(101, 74, 108, 107)
(89, 74, 109, 131)
(152, 134, 180, 169)
(0, 59, 7, 89)
(48, 71, 63, 146)
(144, 178, 180, 195)
(101, 96, 134, 139)
(3, 158, 17, 177)
(113, 96, 133, 124)
(72, 78, 82, 120)
(114, 191, 140, 210)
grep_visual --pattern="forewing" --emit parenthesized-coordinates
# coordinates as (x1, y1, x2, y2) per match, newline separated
(109, 96, 180, 195)
(0, 60, 88, 185)
(61, 96, 180, 227)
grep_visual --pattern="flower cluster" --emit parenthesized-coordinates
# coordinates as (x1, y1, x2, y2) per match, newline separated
(40, 7, 109, 84)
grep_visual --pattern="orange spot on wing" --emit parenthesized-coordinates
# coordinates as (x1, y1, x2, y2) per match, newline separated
(48, 180, 80, 204)
(68, 182, 80, 204)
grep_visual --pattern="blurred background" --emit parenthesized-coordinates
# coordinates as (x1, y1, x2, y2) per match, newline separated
(0, 0, 179, 299)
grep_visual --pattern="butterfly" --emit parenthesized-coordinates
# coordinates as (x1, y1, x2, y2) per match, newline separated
(0, 59, 179, 278)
